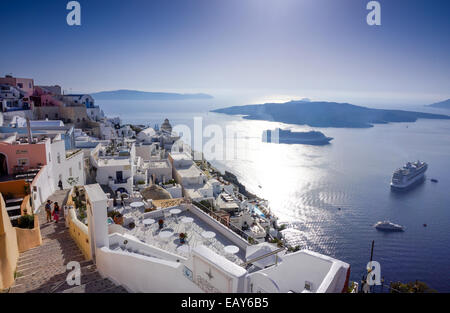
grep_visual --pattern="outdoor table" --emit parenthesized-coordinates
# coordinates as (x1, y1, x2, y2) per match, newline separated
(170, 208, 182, 222)
(130, 201, 145, 208)
(176, 244, 191, 256)
(223, 245, 239, 259)
(201, 231, 216, 245)
(181, 217, 194, 231)
(143, 218, 156, 235)
(224, 245, 239, 255)
(159, 230, 173, 243)
(143, 218, 155, 226)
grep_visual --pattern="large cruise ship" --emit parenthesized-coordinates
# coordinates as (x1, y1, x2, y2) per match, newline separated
(262, 128, 333, 145)
(390, 161, 428, 190)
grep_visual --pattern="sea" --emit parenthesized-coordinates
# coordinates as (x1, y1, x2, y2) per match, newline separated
(98, 97, 450, 292)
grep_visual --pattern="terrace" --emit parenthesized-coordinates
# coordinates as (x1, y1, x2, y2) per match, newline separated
(109, 204, 247, 265)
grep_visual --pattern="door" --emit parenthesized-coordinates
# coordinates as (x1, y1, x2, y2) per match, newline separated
(116, 171, 123, 182)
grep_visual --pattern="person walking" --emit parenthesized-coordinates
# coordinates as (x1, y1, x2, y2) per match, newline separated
(53, 202, 60, 223)
(58, 179, 63, 190)
(45, 200, 52, 223)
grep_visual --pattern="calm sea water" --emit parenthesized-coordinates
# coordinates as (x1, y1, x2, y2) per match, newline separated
(99, 99, 450, 292)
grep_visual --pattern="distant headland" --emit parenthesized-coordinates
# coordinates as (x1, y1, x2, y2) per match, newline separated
(211, 100, 450, 128)
(92, 89, 214, 100)
(427, 99, 450, 110)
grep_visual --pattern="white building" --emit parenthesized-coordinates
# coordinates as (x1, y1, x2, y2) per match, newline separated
(87, 106, 105, 122)
(168, 152, 215, 201)
(90, 141, 147, 194)
(135, 142, 164, 161)
(146, 160, 172, 184)
(49, 137, 85, 190)
(162, 183, 182, 198)
(136, 127, 156, 144)
(64, 94, 95, 107)
(82, 184, 351, 293)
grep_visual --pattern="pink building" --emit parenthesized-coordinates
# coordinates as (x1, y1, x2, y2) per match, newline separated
(32, 86, 63, 107)
(0, 135, 50, 177)
(0, 75, 35, 97)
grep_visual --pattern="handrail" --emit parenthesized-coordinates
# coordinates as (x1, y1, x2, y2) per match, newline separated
(241, 247, 285, 267)
(193, 200, 249, 240)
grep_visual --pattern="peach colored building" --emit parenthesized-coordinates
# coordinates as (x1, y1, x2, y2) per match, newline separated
(0, 75, 34, 97)
(0, 135, 50, 176)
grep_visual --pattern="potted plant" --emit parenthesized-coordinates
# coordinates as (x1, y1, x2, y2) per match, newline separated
(179, 233, 187, 244)
(113, 213, 124, 225)
(158, 219, 164, 229)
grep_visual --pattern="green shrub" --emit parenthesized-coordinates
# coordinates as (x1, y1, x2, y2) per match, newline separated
(107, 210, 121, 218)
(17, 215, 34, 229)
(390, 281, 437, 293)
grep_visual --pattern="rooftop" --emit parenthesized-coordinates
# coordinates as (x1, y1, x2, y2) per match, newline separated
(97, 158, 130, 167)
(147, 160, 171, 169)
(116, 206, 246, 265)
(176, 163, 203, 178)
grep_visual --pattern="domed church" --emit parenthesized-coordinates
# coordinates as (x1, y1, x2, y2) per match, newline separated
(160, 118, 172, 134)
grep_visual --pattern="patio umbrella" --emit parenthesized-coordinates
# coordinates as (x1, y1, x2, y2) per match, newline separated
(245, 242, 284, 269)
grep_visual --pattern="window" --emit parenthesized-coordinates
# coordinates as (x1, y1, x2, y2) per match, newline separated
(48, 153, 51, 162)
(18, 83, 23, 88)
(69, 167, 72, 176)
(57, 153, 61, 164)
(78, 162, 81, 170)
(17, 158, 29, 166)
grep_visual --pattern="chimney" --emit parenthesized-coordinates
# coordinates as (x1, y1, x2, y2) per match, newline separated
(26, 117, 33, 143)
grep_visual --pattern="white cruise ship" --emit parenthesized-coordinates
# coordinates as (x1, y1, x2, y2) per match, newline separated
(374, 221, 405, 232)
(390, 161, 428, 190)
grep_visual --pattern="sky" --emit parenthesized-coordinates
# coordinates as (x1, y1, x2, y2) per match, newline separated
(1, 0, 449, 105)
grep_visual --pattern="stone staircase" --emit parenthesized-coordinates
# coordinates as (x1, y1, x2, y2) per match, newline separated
(6, 189, 127, 293)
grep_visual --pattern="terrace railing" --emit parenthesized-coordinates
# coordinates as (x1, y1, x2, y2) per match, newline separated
(241, 247, 285, 268)
(192, 201, 250, 241)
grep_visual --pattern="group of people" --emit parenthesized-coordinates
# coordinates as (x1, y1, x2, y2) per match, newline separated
(45, 200, 61, 223)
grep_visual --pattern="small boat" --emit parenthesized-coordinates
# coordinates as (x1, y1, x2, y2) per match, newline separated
(431, 179, 438, 183)
(374, 221, 405, 232)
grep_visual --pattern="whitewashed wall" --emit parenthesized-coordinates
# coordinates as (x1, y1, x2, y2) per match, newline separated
(31, 165, 56, 212)
(50, 140, 85, 189)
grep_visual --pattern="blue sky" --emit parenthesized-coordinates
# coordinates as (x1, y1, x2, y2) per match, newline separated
(1, 0, 449, 105)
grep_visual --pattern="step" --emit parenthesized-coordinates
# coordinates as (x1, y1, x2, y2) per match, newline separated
(62, 278, 117, 293)
(102, 285, 128, 293)
(29, 270, 104, 293)
(12, 260, 95, 293)
(6, 205, 21, 211)
(18, 245, 81, 263)
(20, 238, 77, 255)
(17, 251, 85, 272)
(6, 198, 24, 204)
(17, 254, 86, 277)
(18, 243, 81, 265)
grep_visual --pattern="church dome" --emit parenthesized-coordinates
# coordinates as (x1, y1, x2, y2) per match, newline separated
(160, 118, 172, 133)
(140, 184, 172, 201)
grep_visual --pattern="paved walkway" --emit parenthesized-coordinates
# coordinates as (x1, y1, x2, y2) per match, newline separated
(7, 189, 127, 293)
